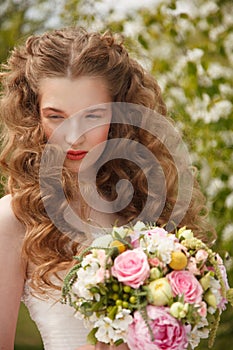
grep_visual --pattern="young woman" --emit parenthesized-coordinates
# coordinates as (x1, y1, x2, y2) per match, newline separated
(0, 26, 215, 350)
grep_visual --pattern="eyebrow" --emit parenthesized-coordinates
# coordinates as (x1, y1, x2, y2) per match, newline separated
(41, 107, 64, 113)
(41, 106, 109, 114)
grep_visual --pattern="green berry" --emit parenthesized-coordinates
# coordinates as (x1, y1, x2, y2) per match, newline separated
(129, 296, 137, 304)
(112, 293, 119, 301)
(122, 301, 129, 308)
(116, 299, 123, 306)
(112, 283, 119, 292)
(123, 286, 131, 293)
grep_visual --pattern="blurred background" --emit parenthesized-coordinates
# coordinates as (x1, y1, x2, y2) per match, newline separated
(1, 0, 232, 349)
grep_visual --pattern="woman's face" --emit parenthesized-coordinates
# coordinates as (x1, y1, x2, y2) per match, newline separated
(39, 76, 112, 172)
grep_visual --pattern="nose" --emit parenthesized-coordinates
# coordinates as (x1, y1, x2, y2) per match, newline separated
(65, 130, 86, 148)
(63, 117, 86, 148)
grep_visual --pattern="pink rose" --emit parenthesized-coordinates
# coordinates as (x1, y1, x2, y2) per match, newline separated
(127, 306, 188, 350)
(111, 248, 150, 288)
(167, 270, 203, 304)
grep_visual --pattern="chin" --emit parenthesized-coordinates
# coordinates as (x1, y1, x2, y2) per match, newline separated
(65, 160, 93, 174)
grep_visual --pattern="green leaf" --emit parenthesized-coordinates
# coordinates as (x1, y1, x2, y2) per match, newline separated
(87, 328, 98, 345)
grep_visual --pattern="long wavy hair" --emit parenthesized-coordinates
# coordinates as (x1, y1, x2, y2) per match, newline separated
(0, 27, 215, 294)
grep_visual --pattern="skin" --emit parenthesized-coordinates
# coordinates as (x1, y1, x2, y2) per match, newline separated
(0, 195, 25, 350)
(0, 76, 129, 350)
(39, 76, 112, 173)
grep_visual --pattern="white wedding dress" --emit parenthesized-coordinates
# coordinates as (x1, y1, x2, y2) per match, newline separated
(20, 232, 113, 350)
(21, 280, 89, 350)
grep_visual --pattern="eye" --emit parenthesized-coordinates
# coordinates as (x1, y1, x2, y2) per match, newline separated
(85, 114, 102, 119)
(47, 115, 64, 119)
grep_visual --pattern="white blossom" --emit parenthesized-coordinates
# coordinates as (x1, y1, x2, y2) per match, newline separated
(220, 131, 233, 147)
(222, 3, 233, 26)
(94, 309, 132, 344)
(197, 19, 210, 31)
(186, 48, 204, 63)
(222, 223, 233, 242)
(186, 94, 210, 122)
(207, 63, 228, 80)
(206, 276, 222, 313)
(177, 18, 196, 36)
(207, 62, 233, 81)
(206, 178, 225, 198)
(187, 97, 232, 123)
(224, 32, 233, 64)
(140, 231, 178, 263)
(95, 317, 118, 343)
(209, 24, 226, 42)
(198, 74, 213, 88)
(219, 83, 233, 97)
(187, 318, 209, 349)
(228, 175, 233, 189)
(113, 309, 132, 327)
(207, 100, 232, 122)
(164, 0, 198, 18)
(169, 87, 187, 104)
(225, 192, 233, 209)
(72, 250, 108, 299)
(199, 1, 218, 18)
(151, 41, 173, 60)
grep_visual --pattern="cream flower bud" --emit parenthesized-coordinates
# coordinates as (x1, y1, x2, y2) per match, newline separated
(170, 302, 189, 319)
(147, 278, 173, 306)
(112, 226, 129, 239)
(133, 221, 146, 231)
(150, 267, 162, 280)
(204, 290, 217, 309)
(200, 271, 214, 291)
(177, 227, 194, 240)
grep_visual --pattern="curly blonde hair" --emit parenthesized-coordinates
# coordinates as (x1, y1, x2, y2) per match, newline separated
(0, 26, 215, 294)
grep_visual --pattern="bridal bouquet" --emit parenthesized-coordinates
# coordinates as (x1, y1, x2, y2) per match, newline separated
(61, 222, 233, 350)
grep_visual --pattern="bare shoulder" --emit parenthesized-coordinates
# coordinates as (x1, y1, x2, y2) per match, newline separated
(0, 195, 27, 348)
(0, 194, 26, 240)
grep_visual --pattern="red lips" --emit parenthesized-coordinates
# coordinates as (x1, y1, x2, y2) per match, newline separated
(66, 150, 88, 160)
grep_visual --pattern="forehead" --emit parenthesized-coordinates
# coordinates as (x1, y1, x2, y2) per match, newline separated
(39, 76, 112, 115)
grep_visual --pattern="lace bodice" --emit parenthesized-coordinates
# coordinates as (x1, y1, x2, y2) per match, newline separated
(21, 280, 89, 350)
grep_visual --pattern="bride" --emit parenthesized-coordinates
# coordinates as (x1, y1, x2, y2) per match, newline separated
(0, 26, 215, 349)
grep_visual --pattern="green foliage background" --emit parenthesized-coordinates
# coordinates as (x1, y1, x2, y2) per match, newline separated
(0, 0, 232, 349)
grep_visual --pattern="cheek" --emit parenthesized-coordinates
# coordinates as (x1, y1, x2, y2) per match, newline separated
(41, 120, 63, 144)
(41, 120, 53, 140)
(88, 125, 110, 146)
